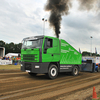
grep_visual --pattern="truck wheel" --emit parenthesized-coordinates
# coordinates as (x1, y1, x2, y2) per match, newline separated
(48, 64, 58, 79)
(28, 72, 36, 76)
(72, 66, 79, 76)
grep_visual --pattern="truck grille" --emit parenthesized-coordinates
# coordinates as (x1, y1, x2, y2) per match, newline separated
(22, 54, 38, 62)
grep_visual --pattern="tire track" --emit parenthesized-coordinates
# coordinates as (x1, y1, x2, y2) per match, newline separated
(1, 78, 100, 100)
(0, 71, 100, 100)
(0, 73, 98, 94)
(0, 72, 100, 100)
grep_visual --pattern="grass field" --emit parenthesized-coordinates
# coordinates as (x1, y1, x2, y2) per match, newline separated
(0, 65, 20, 70)
(97, 94, 100, 100)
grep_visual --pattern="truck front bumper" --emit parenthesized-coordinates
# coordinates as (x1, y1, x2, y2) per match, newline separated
(21, 62, 49, 74)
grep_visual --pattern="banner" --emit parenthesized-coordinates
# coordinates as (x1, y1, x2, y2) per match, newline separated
(0, 60, 12, 65)
(96, 57, 100, 64)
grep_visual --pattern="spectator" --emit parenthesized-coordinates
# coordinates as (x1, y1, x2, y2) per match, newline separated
(12, 56, 15, 64)
(0, 56, 2, 60)
(2, 56, 6, 60)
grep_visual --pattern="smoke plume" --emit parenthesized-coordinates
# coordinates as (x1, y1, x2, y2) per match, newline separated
(45, 0, 71, 38)
(78, 0, 99, 11)
(45, 0, 100, 38)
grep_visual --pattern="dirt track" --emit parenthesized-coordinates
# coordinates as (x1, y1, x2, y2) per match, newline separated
(0, 70, 100, 100)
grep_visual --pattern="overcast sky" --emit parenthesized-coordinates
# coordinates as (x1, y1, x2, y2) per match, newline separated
(0, 0, 100, 53)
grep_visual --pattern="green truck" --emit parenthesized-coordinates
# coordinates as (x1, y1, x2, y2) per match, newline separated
(21, 35, 82, 79)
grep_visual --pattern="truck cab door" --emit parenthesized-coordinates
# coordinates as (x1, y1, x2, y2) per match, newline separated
(42, 37, 54, 62)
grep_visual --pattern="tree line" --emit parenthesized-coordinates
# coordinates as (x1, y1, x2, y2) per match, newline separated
(0, 40, 22, 54)
(82, 51, 100, 56)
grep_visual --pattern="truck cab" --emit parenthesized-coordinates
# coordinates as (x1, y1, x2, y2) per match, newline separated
(21, 36, 60, 78)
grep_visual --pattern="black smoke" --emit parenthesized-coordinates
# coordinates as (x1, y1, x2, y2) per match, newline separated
(45, 0, 100, 38)
(45, 0, 71, 38)
(77, 0, 100, 11)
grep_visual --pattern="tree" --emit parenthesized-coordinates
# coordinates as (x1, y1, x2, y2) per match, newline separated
(0, 40, 22, 54)
(82, 51, 100, 57)
(82, 51, 90, 56)
(0, 40, 5, 47)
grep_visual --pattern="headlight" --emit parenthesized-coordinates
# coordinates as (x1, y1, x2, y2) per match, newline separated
(35, 66, 40, 68)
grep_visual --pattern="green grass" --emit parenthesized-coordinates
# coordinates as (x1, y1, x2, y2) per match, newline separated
(0, 65, 20, 70)
(98, 94, 100, 100)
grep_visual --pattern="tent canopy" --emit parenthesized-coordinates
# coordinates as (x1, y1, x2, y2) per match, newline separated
(6, 53, 20, 57)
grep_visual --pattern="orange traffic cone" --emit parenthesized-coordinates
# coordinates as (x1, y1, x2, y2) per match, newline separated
(91, 86, 99, 99)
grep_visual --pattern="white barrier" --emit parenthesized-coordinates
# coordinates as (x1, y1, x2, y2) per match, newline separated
(96, 57, 100, 64)
(82, 56, 100, 64)
(0, 60, 12, 65)
(82, 56, 96, 63)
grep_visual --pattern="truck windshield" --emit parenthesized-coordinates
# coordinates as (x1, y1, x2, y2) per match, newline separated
(22, 39, 43, 49)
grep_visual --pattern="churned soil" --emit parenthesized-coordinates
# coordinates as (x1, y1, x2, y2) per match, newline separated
(0, 70, 100, 100)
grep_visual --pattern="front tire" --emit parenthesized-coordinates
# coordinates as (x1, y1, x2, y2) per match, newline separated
(72, 66, 79, 76)
(48, 64, 58, 79)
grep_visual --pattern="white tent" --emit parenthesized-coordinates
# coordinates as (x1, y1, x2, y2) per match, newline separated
(6, 53, 20, 57)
